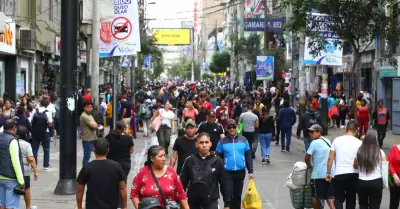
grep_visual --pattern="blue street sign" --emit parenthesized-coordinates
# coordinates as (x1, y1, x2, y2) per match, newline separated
(244, 18, 286, 32)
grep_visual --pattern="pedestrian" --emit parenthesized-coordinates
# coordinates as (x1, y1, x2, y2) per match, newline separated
(130, 145, 190, 209)
(0, 119, 25, 209)
(358, 102, 370, 135)
(277, 100, 296, 152)
(326, 120, 362, 209)
(297, 103, 322, 151)
(120, 95, 132, 127)
(239, 103, 259, 158)
(354, 133, 386, 209)
(259, 107, 274, 164)
(180, 132, 230, 209)
(152, 101, 176, 155)
(388, 143, 400, 209)
(373, 100, 390, 148)
(30, 98, 53, 170)
(170, 119, 198, 174)
(79, 102, 98, 166)
(216, 119, 254, 209)
(304, 124, 334, 209)
(76, 139, 128, 209)
(197, 110, 225, 153)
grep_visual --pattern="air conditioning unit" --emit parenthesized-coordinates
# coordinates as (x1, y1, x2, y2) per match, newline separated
(20, 29, 36, 50)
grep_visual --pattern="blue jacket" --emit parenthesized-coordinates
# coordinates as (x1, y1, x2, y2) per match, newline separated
(216, 135, 253, 173)
(278, 107, 296, 129)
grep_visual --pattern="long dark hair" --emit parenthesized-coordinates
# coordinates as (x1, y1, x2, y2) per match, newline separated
(261, 107, 269, 122)
(357, 133, 381, 174)
(144, 145, 165, 166)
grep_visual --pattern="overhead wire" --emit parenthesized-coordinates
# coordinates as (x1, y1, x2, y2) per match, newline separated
(6, 1, 62, 23)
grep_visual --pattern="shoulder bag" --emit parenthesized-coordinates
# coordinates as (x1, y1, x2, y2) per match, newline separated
(148, 166, 180, 209)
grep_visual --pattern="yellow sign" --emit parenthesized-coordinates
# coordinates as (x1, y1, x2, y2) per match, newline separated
(152, 29, 191, 45)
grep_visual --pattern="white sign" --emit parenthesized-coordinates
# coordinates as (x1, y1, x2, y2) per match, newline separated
(55, 36, 60, 56)
(82, 0, 113, 23)
(0, 16, 16, 55)
(99, 0, 141, 57)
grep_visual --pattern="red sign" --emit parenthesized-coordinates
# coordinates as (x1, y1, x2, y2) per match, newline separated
(111, 17, 132, 41)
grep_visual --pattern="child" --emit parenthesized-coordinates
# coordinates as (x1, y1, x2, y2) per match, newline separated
(344, 114, 350, 128)
(17, 126, 38, 209)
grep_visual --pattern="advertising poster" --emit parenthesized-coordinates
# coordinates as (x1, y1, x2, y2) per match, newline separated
(256, 56, 274, 81)
(0, 16, 16, 55)
(152, 29, 191, 46)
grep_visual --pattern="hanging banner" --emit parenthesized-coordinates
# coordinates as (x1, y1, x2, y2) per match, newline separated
(303, 13, 342, 66)
(99, 0, 141, 57)
(142, 56, 151, 69)
(256, 56, 274, 81)
(244, 18, 285, 32)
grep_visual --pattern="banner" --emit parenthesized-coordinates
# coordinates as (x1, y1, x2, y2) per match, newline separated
(142, 56, 151, 69)
(244, 18, 285, 32)
(99, 0, 141, 57)
(152, 29, 191, 45)
(256, 56, 274, 81)
(303, 13, 342, 66)
(0, 16, 16, 55)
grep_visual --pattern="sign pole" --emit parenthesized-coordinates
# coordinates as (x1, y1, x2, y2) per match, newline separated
(263, 0, 269, 91)
(191, 27, 195, 82)
(54, 0, 78, 195)
(113, 56, 119, 129)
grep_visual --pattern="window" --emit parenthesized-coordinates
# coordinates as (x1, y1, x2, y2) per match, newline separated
(54, 0, 61, 25)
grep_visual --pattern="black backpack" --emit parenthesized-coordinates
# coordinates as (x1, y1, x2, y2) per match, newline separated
(306, 111, 320, 129)
(31, 108, 49, 137)
(189, 155, 220, 203)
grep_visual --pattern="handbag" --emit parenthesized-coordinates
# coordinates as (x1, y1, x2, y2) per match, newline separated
(149, 109, 163, 132)
(148, 166, 179, 209)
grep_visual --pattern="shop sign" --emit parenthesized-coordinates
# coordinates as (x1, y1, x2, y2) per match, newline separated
(0, 16, 16, 55)
(55, 36, 60, 56)
(80, 51, 87, 63)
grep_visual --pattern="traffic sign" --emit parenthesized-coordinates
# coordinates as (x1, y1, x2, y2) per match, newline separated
(111, 17, 132, 41)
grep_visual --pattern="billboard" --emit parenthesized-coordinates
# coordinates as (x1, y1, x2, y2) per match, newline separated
(244, 18, 285, 32)
(256, 56, 274, 81)
(152, 29, 191, 46)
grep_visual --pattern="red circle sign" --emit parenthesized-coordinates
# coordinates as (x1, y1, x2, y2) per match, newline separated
(111, 17, 132, 41)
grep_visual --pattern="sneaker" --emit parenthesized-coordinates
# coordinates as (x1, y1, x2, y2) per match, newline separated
(266, 156, 271, 164)
(261, 158, 266, 164)
(275, 141, 279, 145)
(281, 149, 285, 152)
(286, 149, 290, 153)
(43, 165, 52, 171)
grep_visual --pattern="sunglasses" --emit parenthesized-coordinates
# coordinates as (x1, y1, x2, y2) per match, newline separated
(227, 126, 237, 130)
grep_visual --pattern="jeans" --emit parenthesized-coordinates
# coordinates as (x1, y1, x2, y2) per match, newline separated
(82, 141, 94, 166)
(304, 137, 312, 152)
(0, 179, 20, 209)
(189, 200, 218, 209)
(280, 127, 292, 151)
(32, 133, 50, 167)
(54, 117, 60, 136)
(357, 178, 383, 209)
(376, 124, 387, 147)
(226, 170, 246, 209)
(390, 185, 400, 209)
(156, 125, 171, 153)
(333, 173, 358, 209)
(259, 133, 272, 157)
(141, 119, 150, 136)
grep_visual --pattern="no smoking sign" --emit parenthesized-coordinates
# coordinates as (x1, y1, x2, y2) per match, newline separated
(111, 17, 132, 41)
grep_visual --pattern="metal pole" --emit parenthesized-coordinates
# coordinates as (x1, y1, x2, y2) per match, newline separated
(229, 2, 236, 90)
(238, 0, 245, 88)
(112, 57, 119, 129)
(191, 27, 195, 82)
(90, 0, 100, 118)
(54, 0, 78, 195)
(263, 0, 269, 91)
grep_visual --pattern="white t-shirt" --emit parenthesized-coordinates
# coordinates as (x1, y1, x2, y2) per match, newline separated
(358, 150, 386, 181)
(160, 109, 175, 128)
(29, 106, 53, 132)
(331, 135, 362, 175)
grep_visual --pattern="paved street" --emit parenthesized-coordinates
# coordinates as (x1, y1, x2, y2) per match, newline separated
(23, 125, 398, 209)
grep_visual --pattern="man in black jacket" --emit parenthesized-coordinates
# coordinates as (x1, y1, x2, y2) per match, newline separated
(296, 103, 322, 151)
(180, 132, 230, 209)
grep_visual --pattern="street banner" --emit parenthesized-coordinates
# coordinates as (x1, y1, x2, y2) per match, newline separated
(142, 56, 151, 69)
(99, 0, 141, 57)
(152, 29, 191, 46)
(303, 13, 342, 66)
(244, 18, 285, 32)
(256, 56, 274, 81)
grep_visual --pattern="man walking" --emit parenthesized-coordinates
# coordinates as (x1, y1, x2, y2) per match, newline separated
(180, 132, 230, 209)
(297, 103, 322, 151)
(216, 119, 254, 209)
(76, 139, 127, 209)
(197, 110, 225, 152)
(80, 102, 98, 166)
(239, 103, 259, 158)
(278, 100, 296, 152)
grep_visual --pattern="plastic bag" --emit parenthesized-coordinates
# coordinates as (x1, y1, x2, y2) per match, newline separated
(237, 122, 244, 136)
(242, 180, 262, 209)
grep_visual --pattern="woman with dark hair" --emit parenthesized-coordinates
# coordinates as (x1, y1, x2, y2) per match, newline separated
(373, 100, 391, 148)
(259, 107, 275, 164)
(216, 99, 229, 128)
(16, 106, 31, 139)
(358, 101, 370, 135)
(106, 121, 134, 207)
(2, 99, 16, 120)
(130, 145, 189, 209)
(353, 133, 386, 209)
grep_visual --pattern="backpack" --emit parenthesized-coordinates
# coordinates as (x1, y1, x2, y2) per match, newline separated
(31, 108, 49, 138)
(140, 104, 152, 119)
(306, 111, 320, 129)
(189, 155, 220, 203)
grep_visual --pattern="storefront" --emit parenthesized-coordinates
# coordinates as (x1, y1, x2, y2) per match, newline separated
(0, 17, 17, 101)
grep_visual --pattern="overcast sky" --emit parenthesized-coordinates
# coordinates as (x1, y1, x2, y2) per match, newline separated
(146, 0, 193, 28)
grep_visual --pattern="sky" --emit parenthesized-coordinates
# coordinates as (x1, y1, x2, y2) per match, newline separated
(145, 0, 194, 28)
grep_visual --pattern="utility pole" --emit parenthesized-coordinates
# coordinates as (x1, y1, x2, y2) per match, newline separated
(215, 20, 218, 52)
(238, 1, 245, 88)
(229, 1, 236, 90)
(191, 27, 195, 82)
(112, 57, 118, 129)
(90, 0, 100, 117)
(263, 0, 269, 91)
(54, 0, 78, 195)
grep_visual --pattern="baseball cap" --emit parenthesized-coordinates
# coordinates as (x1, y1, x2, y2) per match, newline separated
(226, 119, 237, 129)
(138, 197, 163, 209)
(185, 119, 197, 128)
(308, 124, 323, 132)
(208, 110, 216, 116)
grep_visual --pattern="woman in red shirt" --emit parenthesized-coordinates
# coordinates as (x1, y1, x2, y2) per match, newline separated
(358, 102, 370, 135)
(388, 145, 400, 208)
(130, 145, 189, 209)
(216, 100, 229, 128)
(182, 100, 198, 122)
